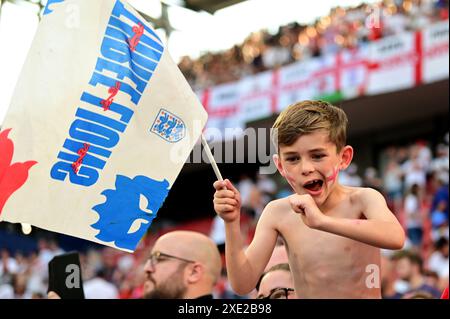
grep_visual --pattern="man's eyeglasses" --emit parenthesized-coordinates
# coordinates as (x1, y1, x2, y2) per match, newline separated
(257, 287, 295, 299)
(148, 251, 196, 267)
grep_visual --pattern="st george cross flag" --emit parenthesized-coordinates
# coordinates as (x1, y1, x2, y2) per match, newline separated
(0, 0, 208, 252)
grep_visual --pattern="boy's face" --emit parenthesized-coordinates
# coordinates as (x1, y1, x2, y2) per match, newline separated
(274, 130, 353, 206)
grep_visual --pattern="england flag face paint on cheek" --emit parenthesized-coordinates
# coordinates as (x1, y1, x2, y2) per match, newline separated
(326, 166, 339, 186)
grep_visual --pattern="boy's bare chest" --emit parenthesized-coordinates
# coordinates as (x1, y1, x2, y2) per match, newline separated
(277, 199, 376, 268)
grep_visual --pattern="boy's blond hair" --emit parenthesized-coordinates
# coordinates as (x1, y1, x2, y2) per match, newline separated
(272, 100, 348, 152)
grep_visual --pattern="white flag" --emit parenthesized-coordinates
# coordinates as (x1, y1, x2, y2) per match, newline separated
(0, 0, 207, 252)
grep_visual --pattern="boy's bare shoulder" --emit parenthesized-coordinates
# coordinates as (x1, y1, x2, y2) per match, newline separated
(347, 186, 386, 205)
(261, 197, 293, 218)
(266, 197, 292, 211)
(258, 197, 294, 229)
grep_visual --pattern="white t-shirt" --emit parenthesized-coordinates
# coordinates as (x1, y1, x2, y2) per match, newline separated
(237, 178, 255, 207)
(404, 194, 422, 229)
(339, 172, 363, 187)
(210, 215, 226, 245)
(0, 284, 14, 299)
(402, 160, 427, 189)
(0, 257, 19, 277)
(83, 277, 119, 299)
(431, 156, 449, 184)
(428, 251, 449, 278)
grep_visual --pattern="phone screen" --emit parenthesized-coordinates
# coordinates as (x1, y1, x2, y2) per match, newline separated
(48, 251, 85, 299)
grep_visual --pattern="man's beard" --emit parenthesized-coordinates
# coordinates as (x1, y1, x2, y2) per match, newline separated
(143, 265, 188, 299)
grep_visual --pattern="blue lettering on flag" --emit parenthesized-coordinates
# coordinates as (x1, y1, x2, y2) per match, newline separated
(50, 0, 164, 187)
(95, 58, 147, 94)
(111, 0, 163, 47)
(69, 119, 120, 148)
(102, 28, 158, 75)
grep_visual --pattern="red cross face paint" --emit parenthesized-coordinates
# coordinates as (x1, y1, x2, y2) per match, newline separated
(326, 166, 340, 186)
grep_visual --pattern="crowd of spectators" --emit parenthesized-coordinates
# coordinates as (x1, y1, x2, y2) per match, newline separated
(0, 133, 447, 299)
(0, 0, 448, 299)
(178, 0, 449, 90)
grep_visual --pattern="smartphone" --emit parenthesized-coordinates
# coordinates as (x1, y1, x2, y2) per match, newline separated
(48, 251, 85, 299)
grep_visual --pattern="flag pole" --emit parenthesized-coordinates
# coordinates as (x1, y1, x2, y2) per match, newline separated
(201, 134, 223, 182)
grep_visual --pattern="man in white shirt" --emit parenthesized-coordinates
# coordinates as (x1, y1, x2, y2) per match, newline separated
(83, 269, 119, 299)
(428, 237, 449, 279)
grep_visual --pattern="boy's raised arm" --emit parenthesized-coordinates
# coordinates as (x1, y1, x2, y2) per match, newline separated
(213, 179, 278, 295)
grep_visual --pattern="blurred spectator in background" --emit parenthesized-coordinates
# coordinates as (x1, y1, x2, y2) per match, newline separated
(0, 249, 19, 285)
(256, 263, 297, 299)
(383, 159, 404, 214)
(393, 250, 442, 298)
(256, 174, 277, 207)
(83, 269, 119, 299)
(11, 274, 31, 299)
(210, 214, 226, 253)
(339, 163, 363, 187)
(0, 283, 14, 299)
(143, 231, 222, 299)
(402, 146, 428, 191)
(380, 253, 403, 299)
(430, 202, 449, 241)
(404, 184, 424, 248)
(430, 144, 449, 185)
(363, 167, 383, 192)
(237, 174, 256, 214)
(423, 269, 441, 291)
(430, 176, 449, 220)
(427, 237, 449, 289)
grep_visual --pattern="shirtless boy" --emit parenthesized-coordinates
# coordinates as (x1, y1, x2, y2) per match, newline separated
(213, 100, 405, 298)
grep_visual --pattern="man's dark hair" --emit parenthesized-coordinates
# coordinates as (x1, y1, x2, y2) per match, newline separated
(435, 237, 449, 250)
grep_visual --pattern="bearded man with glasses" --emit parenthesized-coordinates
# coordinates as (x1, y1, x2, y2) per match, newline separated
(143, 230, 222, 299)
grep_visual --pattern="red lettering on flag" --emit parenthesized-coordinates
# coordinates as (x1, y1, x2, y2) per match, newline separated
(100, 81, 121, 111)
(72, 143, 90, 174)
